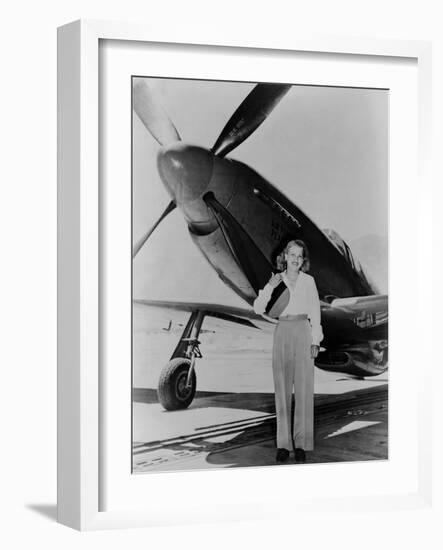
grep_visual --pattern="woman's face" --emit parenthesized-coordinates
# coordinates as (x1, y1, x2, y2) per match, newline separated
(285, 244, 304, 271)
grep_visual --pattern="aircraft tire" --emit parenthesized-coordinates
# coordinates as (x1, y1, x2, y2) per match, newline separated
(157, 358, 197, 411)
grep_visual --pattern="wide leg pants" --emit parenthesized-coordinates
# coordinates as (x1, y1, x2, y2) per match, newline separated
(272, 315, 314, 451)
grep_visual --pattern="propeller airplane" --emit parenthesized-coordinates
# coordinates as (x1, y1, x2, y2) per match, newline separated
(132, 78, 388, 411)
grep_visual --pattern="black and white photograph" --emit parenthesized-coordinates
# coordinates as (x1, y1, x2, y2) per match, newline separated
(131, 76, 389, 473)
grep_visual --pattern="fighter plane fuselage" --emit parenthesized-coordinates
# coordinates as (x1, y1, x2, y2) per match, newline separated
(157, 142, 375, 305)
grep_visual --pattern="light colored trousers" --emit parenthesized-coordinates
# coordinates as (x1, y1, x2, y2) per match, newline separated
(272, 315, 314, 451)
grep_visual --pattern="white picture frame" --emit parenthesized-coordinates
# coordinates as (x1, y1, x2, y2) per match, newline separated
(57, 19, 433, 530)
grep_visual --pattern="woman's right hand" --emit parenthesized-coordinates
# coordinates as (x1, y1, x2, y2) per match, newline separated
(268, 272, 282, 288)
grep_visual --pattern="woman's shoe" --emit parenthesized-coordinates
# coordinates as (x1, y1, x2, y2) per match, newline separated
(276, 448, 290, 463)
(294, 448, 306, 463)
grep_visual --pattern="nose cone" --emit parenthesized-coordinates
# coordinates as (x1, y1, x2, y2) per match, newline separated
(157, 143, 214, 205)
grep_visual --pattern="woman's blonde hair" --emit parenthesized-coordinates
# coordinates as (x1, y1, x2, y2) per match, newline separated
(276, 239, 310, 272)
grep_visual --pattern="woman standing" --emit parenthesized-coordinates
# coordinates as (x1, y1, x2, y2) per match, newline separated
(253, 240, 323, 463)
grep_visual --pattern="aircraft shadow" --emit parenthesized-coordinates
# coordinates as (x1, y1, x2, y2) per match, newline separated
(133, 384, 388, 415)
(133, 387, 243, 405)
(133, 387, 276, 413)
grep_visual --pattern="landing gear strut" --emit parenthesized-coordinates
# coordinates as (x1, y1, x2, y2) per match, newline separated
(157, 310, 205, 411)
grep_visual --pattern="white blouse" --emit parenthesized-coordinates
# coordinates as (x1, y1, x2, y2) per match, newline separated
(253, 271, 323, 346)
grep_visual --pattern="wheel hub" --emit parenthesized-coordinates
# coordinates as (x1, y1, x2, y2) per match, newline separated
(176, 371, 192, 400)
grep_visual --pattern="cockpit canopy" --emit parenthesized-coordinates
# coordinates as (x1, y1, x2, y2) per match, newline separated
(322, 228, 368, 282)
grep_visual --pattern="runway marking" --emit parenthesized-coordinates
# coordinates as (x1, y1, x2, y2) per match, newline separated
(203, 433, 242, 443)
(325, 420, 381, 439)
(194, 413, 273, 430)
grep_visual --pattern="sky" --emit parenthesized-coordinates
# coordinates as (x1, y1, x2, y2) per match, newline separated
(132, 78, 388, 306)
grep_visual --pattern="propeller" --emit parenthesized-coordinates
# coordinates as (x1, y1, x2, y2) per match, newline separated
(211, 83, 292, 158)
(132, 200, 176, 258)
(132, 80, 292, 258)
(133, 79, 181, 146)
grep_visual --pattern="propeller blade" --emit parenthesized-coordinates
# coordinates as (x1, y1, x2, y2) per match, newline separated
(132, 200, 176, 258)
(211, 83, 292, 157)
(133, 79, 181, 146)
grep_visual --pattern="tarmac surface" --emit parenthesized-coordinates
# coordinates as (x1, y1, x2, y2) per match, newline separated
(133, 383, 387, 473)
(132, 303, 388, 473)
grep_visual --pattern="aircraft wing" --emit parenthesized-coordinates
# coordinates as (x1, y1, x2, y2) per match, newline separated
(134, 298, 269, 329)
(328, 294, 388, 328)
(134, 294, 388, 335)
